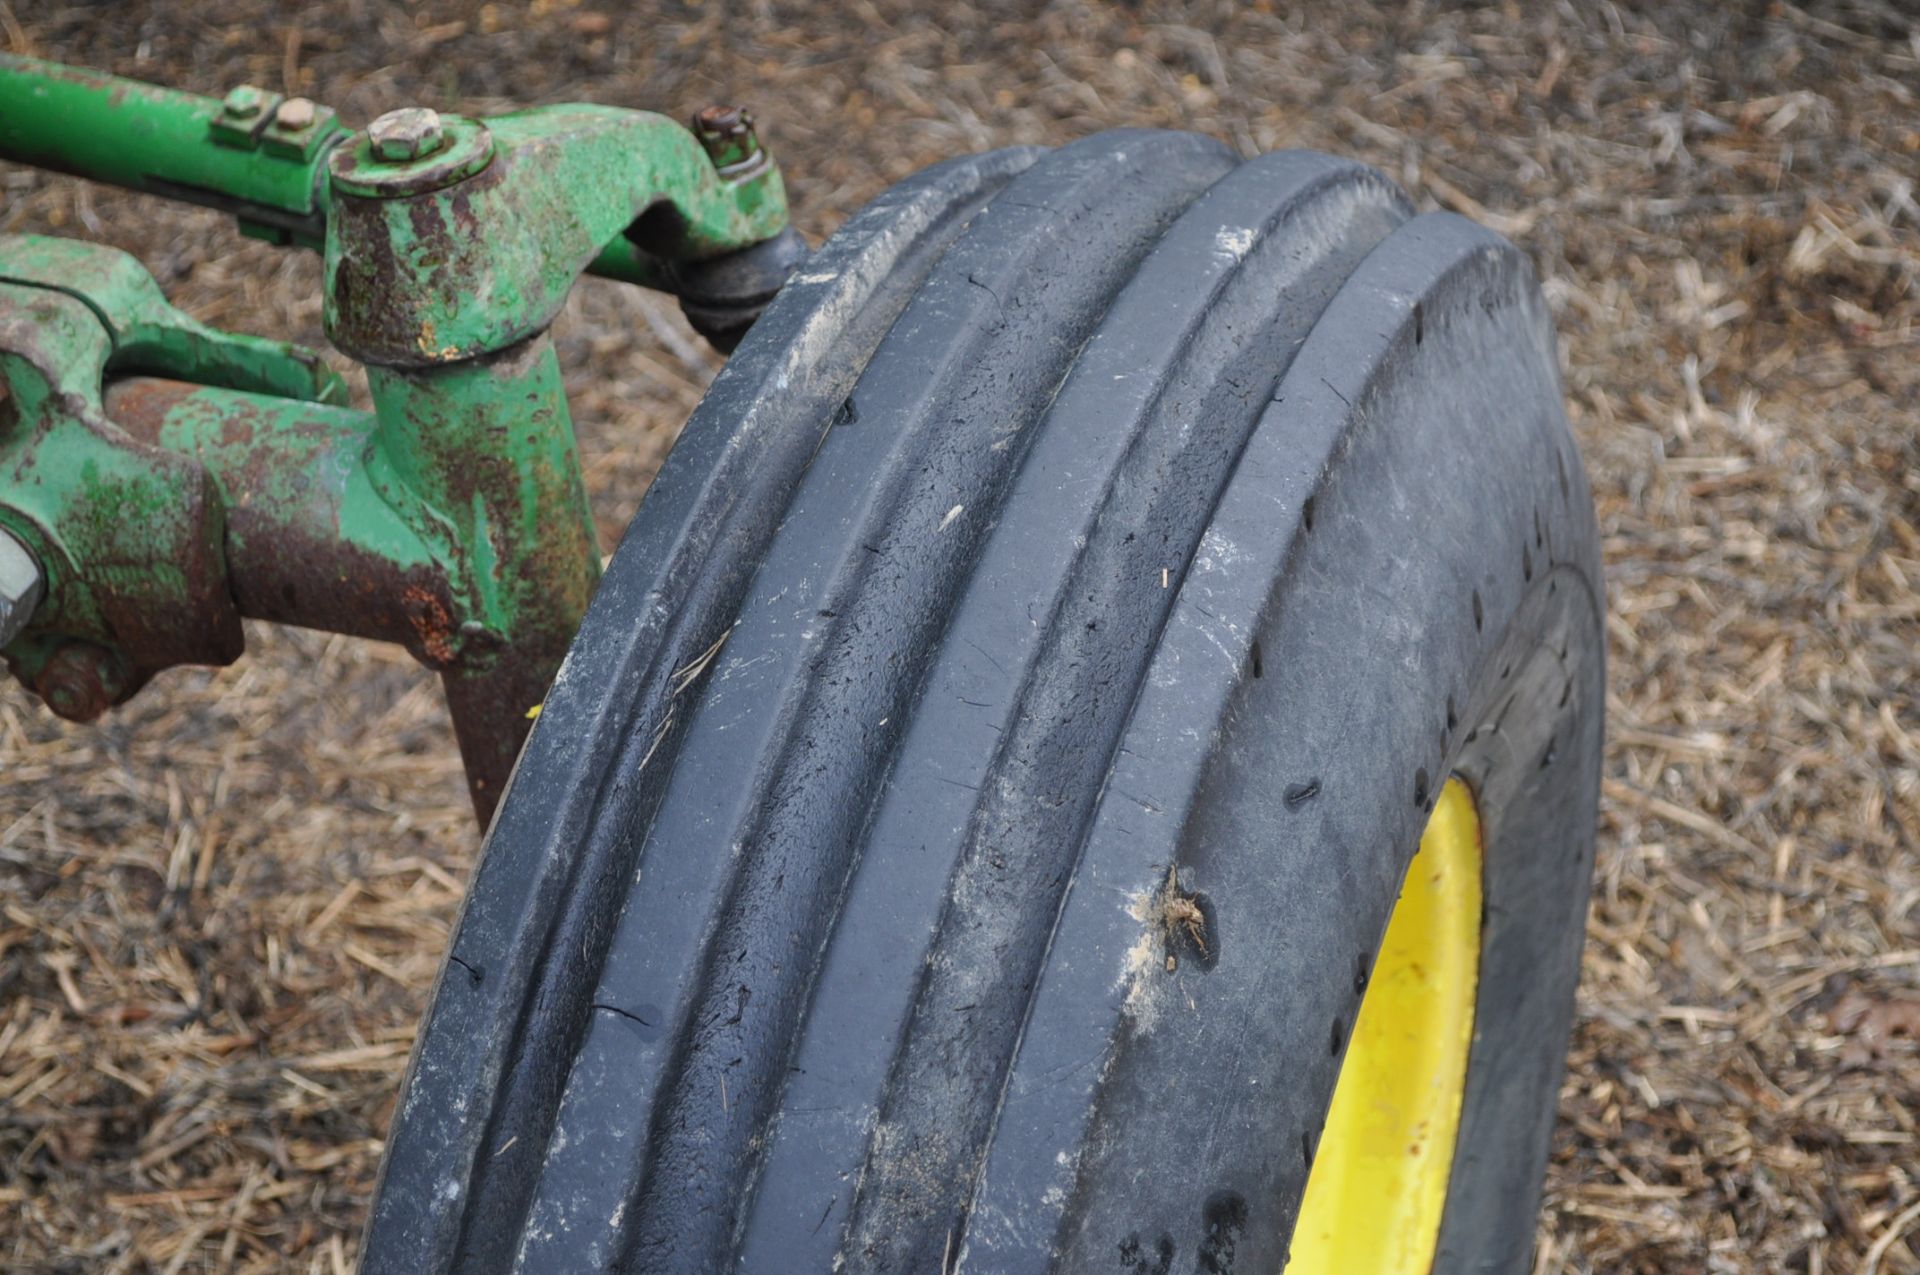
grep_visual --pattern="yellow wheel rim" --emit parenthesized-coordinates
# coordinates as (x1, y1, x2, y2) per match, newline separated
(1284, 777, 1483, 1274)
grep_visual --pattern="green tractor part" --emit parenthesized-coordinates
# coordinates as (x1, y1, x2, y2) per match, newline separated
(0, 54, 803, 820)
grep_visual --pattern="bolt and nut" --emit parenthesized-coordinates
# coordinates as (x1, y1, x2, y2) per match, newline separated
(0, 530, 128, 722)
(274, 97, 317, 131)
(368, 107, 446, 162)
(221, 84, 266, 120)
(692, 104, 765, 177)
(35, 642, 124, 723)
(0, 525, 44, 650)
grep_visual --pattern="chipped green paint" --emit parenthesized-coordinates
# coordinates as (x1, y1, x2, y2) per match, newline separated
(363, 342, 602, 807)
(0, 270, 242, 690)
(322, 104, 789, 364)
(0, 54, 792, 284)
(0, 238, 601, 818)
(0, 232, 351, 658)
(0, 55, 798, 820)
(0, 233, 346, 403)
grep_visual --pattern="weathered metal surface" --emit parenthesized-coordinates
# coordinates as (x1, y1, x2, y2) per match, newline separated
(0, 234, 346, 404)
(0, 55, 804, 821)
(0, 219, 608, 818)
(367, 107, 447, 162)
(332, 115, 496, 199)
(323, 104, 790, 365)
(0, 237, 346, 712)
(99, 351, 598, 819)
(364, 339, 601, 817)
(0, 55, 794, 298)
(98, 364, 591, 818)
(691, 105, 769, 180)
(101, 377, 452, 654)
(31, 639, 127, 722)
(0, 277, 241, 702)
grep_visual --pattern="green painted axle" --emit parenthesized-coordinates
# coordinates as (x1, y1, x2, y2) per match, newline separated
(0, 56, 803, 821)
(0, 53, 788, 280)
(0, 55, 339, 244)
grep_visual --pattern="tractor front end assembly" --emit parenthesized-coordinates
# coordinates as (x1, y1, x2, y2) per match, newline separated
(1, 54, 1605, 1275)
(0, 54, 803, 819)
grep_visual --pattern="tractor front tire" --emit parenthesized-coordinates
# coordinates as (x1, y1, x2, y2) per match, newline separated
(365, 132, 1603, 1275)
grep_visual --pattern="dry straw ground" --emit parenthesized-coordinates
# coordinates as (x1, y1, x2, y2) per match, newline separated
(1, 1, 1916, 1271)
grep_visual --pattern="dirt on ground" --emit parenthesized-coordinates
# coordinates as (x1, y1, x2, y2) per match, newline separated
(2, 2, 1917, 1271)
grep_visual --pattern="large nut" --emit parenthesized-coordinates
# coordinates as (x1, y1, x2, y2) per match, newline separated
(35, 642, 121, 723)
(275, 97, 317, 131)
(368, 107, 446, 162)
(0, 525, 43, 649)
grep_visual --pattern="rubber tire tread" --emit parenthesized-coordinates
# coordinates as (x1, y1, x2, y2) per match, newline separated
(762, 150, 1412, 1273)
(966, 212, 1603, 1275)
(368, 131, 1606, 1275)
(362, 143, 1045, 1274)
(514, 128, 1238, 1274)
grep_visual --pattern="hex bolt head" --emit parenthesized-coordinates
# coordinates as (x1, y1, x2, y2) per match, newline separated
(0, 526, 44, 650)
(694, 104, 749, 137)
(692, 104, 764, 176)
(275, 97, 317, 131)
(368, 107, 446, 162)
(222, 84, 266, 120)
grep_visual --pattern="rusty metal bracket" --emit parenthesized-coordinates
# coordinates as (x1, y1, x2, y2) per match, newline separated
(0, 233, 587, 821)
(0, 236, 349, 709)
(0, 55, 804, 822)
